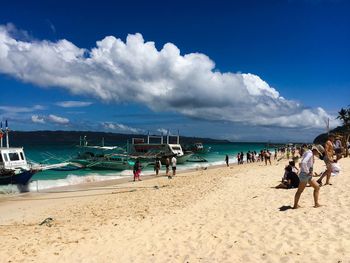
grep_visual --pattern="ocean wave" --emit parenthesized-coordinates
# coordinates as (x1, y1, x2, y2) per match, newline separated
(0, 173, 129, 194)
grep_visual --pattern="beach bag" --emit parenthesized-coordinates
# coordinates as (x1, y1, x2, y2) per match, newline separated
(331, 163, 341, 176)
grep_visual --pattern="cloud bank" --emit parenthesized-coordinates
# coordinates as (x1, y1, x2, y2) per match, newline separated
(0, 24, 337, 129)
(102, 122, 143, 134)
(31, 114, 69, 125)
(55, 101, 93, 108)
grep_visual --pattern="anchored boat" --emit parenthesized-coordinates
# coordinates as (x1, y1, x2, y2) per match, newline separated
(127, 133, 193, 164)
(0, 121, 38, 185)
(70, 136, 137, 170)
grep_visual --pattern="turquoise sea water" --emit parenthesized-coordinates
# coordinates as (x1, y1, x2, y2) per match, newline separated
(0, 142, 274, 193)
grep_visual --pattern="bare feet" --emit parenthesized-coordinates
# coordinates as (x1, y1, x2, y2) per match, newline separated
(314, 204, 322, 208)
(293, 205, 301, 209)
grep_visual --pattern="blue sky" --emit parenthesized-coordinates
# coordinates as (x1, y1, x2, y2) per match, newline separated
(0, 0, 349, 142)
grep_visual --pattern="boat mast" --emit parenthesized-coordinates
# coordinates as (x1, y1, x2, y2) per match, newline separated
(0, 121, 3, 148)
(5, 120, 9, 148)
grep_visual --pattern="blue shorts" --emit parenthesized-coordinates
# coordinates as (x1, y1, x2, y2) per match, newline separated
(299, 172, 312, 183)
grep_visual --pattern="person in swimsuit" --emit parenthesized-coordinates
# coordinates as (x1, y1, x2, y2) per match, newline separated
(317, 134, 335, 186)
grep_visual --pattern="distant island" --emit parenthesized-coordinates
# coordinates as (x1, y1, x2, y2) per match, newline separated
(8, 130, 231, 147)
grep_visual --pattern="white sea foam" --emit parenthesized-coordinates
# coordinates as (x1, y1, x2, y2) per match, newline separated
(0, 173, 129, 194)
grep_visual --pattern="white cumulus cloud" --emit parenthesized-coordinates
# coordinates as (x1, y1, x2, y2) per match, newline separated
(31, 115, 45, 124)
(48, 114, 69, 124)
(0, 105, 45, 113)
(31, 114, 69, 125)
(56, 101, 93, 108)
(0, 24, 339, 129)
(103, 122, 142, 134)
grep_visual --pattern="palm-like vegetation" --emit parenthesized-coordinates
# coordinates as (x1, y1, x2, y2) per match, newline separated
(337, 106, 350, 157)
(337, 107, 350, 126)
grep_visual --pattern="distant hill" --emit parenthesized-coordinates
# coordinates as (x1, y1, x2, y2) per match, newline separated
(7, 130, 230, 147)
(313, 126, 349, 144)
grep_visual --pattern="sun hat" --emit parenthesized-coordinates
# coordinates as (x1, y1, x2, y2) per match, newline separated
(312, 145, 323, 155)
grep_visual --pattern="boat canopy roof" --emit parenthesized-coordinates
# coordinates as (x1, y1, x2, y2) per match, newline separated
(78, 146, 123, 151)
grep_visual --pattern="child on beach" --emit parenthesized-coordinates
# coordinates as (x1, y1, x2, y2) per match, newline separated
(225, 154, 229, 167)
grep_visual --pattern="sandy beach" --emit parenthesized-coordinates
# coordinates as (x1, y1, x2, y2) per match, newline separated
(1, 157, 350, 263)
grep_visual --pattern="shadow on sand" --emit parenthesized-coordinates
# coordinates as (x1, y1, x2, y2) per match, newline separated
(279, 205, 293, 211)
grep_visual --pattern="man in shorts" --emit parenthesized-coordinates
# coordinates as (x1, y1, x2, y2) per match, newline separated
(293, 145, 321, 209)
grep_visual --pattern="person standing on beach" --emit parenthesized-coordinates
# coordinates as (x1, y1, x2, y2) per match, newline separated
(293, 145, 321, 209)
(225, 154, 229, 167)
(133, 159, 142, 181)
(264, 150, 271, 165)
(171, 155, 177, 178)
(334, 136, 343, 161)
(165, 157, 170, 178)
(154, 158, 161, 176)
(274, 148, 278, 160)
(317, 134, 335, 186)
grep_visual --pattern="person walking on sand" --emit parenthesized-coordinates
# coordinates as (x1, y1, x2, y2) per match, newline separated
(133, 159, 142, 181)
(225, 154, 229, 167)
(154, 158, 161, 176)
(171, 155, 177, 178)
(165, 157, 170, 178)
(317, 134, 335, 186)
(293, 145, 321, 209)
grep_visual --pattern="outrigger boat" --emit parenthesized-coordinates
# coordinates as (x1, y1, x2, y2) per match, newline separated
(127, 133, 193, 164)
(0, 121, 68, 185)
(70, 136, 150, 170)
(183, 142, 211, 154)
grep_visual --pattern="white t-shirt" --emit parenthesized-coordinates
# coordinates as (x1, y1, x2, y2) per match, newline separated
(171, 157, 177, 167)
(300, 149, 313, 174)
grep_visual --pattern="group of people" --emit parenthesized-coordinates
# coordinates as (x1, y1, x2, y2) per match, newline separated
(276, 133, 344, 209)
(133, 155, 178, 181)
(225, 149, 273, 166)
